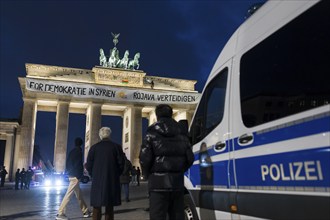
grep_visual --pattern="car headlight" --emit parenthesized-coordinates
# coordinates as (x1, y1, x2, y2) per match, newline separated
(44, 179, 51, 186)
(55, 179, 63, 186)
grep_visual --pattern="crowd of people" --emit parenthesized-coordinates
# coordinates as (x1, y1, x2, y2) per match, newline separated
(15, 166, 35, 190)
(2, 104, 194, 220)
(0, 165, 35, 190)
(80, 104, 193, 220)
(56, 127, 147, 220)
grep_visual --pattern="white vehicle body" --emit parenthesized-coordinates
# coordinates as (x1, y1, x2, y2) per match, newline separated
(184, 1, 330, 219)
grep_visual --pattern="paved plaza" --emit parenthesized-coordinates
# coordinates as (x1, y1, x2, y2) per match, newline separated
(0, 181, 149, 220)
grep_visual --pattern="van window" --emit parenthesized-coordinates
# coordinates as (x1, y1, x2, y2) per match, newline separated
(240, 1, 330, 128)
(190, 68, 228, 145)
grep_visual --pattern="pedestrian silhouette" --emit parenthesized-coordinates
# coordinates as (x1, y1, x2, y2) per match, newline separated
(15, 168, 21, 190)
(56, 137, 92, 220)
(26, 166, 34, 189)
(0, 166, 8, 187)
(136, 167, 141, 186)
(20, 168, 26, 189)
(131, 166, 137, 185)
(120, 153, 132, 202)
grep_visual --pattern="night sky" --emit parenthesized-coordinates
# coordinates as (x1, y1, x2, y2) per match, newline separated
(0, 0, 265, 163)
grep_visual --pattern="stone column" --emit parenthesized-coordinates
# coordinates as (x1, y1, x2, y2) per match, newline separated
(122, 106, 142, 167)
(173, 110, 189, 122)
(148, 109, 157, 126)
(53, 101, 69, 173)
(12, 127, 21, 179)
(84, 103, 102, 162)
(4, 134, 14, 181)
(17, 99, 37, 171)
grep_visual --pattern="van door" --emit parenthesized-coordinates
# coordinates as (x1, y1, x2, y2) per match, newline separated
(189, 60, 233, 219)
(230, 1, 330, 219)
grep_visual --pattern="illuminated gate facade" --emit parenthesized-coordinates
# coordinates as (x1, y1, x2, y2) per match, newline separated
(15, 63, 199, 173)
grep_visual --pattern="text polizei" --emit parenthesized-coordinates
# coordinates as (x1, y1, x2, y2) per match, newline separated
(261, 160, 323, 181)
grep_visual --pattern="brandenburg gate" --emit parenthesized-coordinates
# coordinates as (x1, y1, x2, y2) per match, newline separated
(14, 42, 200, 173)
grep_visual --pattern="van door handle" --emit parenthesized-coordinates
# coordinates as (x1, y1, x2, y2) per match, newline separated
(238, 133, 254, 145)
(215, 141, 226, 151)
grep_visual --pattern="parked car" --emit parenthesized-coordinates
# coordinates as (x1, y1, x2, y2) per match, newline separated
(32, 169, 45, 184)
(44, 172, 68, 187)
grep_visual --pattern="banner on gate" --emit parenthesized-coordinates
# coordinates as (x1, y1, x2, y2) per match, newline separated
(25, 78, 200, 104)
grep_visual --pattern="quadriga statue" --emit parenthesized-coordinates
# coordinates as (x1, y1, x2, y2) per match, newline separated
(128, 52, 140, 70)
(99, 48, 108, 67)
(108, 47, 120, 68)
(118, 50, 129, 69)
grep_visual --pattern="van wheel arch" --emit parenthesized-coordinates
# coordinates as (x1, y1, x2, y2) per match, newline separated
(184, 193, 199, 220)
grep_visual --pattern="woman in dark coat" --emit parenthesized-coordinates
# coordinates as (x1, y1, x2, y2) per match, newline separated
(86, 127, 125, 220)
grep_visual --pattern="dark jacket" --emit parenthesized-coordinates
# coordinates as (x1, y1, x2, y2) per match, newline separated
(0, 169, 8, 178)
(120, 157, 132, 184)
(15, 171, 20, 181)
(139, 117, 194, 191)
(66, 146, 84, 179)
(20, 170, 26, 181)
(86, 138, 125, 207)
(26, 168, 34, 180)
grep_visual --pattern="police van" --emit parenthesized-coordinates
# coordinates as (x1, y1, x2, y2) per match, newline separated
(184, 1, 330, 219)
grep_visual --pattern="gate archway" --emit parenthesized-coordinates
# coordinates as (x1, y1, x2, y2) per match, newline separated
(15, 63, 199, 173)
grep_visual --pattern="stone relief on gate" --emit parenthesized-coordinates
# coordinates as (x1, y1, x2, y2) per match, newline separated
(99, 33, 141, 70)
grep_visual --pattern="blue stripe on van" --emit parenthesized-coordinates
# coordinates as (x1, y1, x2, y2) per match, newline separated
(189, 115, 330, 188)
